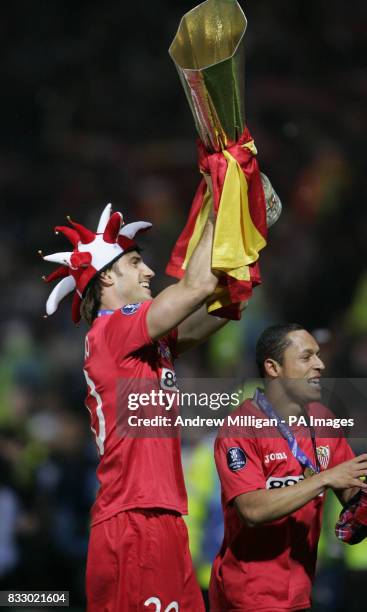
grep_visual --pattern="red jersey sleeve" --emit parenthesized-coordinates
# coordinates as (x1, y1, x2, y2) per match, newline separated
(215, 435, 266, 507)
(104, 301, 153, 360)
(330, 436, 355, 467)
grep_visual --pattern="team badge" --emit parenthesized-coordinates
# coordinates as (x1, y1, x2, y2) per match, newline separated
(227, 447, 247, 472)
(121, 303, 141, 315)
(316, 445, 330, 469)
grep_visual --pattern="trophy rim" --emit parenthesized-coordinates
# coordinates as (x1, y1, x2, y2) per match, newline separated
(169, 0, 247, 71)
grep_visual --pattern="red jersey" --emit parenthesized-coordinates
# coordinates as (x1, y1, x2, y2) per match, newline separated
(83, 300, 187, 526)
(210, 398, 354, 612)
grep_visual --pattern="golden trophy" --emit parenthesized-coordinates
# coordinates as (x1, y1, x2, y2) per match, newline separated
(166, 0, 281, 317)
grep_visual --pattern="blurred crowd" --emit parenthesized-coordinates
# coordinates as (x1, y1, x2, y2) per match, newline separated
(0, 0, 366, 609)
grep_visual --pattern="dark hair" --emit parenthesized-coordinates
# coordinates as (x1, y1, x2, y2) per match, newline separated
(80, 275, 103, 326)
(255, 323, 305, 377)
(80, 260, 118, 326)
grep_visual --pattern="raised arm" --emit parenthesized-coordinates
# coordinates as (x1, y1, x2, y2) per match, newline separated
(147, 217, 218, 340)
(235, 454, 367, 527)
(176, 301, 248, 354)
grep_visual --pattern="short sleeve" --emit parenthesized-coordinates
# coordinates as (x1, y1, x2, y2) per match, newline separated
(214, 436, 266, 507)
(104, 301, 153, 361)
(309, 403, 355, 467)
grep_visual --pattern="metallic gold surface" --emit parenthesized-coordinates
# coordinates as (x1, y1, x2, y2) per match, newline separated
(169, 0, 247, 152)
(170, 0, 283, 228)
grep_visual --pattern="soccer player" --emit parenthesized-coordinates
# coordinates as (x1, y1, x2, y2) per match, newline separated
(42, 203, 239, 611)
(210, 323, 367, 612)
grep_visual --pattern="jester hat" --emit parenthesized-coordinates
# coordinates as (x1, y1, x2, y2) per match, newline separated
(41, 204, 152, 323)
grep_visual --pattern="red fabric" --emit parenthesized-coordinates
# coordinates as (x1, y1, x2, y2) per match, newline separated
(83, 301, 187, 527)
(117, 235, 137, 251)
(166, 179, 207, 280)
(209, 399, 354, 612)
(166, 127, 266, 319)
(71, 264, 97, 305)
(197, 127, 267, 238)
(55, 225, 80, 246)
(103, 212, 123, 243)
(67, 218, 95, 243)
(70, 251, 92, 270)
(335, 490, 367, 543)
(86, 509, 205, 612)
(71, 292, 82, 325)
(44, 266, 69, 283)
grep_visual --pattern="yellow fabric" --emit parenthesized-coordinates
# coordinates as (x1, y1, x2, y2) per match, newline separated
(244, 140, 258, 156)
(182, 140, 266, 313)
(207, 285, 232, 313)
(212, 150, 266, 277)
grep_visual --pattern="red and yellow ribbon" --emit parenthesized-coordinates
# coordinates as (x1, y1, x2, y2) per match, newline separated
(166, 127, 267, 319)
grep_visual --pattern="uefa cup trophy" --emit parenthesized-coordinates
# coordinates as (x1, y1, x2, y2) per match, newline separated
(166, 0, 281, 318)
(169, 0, 247, 153)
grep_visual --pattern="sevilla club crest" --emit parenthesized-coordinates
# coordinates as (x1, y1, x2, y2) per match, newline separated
(316, 445, 330, 470)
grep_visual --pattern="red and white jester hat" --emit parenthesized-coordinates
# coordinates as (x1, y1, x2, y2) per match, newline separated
(41, 203, 152, 323)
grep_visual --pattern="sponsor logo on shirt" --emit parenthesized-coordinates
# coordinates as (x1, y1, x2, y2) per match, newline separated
(264, 452, 288, 464)
(121, 303, 141, 315)
(316, 445, 330, 469)
(266, 475, 304, 489)
(227, 447, 247, 472)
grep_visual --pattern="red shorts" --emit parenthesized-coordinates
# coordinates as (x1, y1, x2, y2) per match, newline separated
(86, 509, 205, 612)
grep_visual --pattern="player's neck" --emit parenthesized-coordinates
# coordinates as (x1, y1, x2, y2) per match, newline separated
(100, 289, 126, 311)
(264, 387, 304, 419)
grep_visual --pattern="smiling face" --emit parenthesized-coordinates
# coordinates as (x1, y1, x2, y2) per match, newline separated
(101, 249, 155, 307)
(265, 329, 325, 405)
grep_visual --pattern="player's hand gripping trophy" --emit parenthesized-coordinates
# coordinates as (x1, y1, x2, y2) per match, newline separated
(166, 0, 282, 319)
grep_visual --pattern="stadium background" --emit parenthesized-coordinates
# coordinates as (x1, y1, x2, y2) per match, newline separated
(0, 0, 366, 610)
